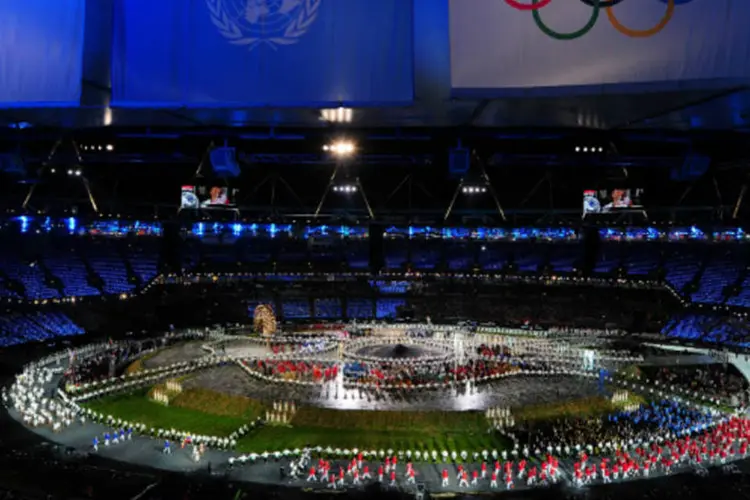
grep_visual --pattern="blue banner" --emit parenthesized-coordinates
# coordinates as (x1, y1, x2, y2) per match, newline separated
(112, 0, 414, 107)
(0, 0, 86, 106)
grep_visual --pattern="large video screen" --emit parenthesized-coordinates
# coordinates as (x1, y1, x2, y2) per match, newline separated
(180, 185, 236, 209)
(583, 189, 644, 215)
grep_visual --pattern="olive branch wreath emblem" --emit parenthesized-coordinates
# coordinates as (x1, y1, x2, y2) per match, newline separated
(206, 0, 321, 49)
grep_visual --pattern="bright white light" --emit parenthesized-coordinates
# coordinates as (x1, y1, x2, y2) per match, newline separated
(67, 169, 73, 176)
(575, 146, 580, 152)
(598, 147, 604, 152)
(321, 107, 353, 123)
(75, 170, 81, 176)
(98, 145, 103, 151)
(106, 144, 114, 151)
(583, 147, 588, 152)
(327, 141, 356, 157)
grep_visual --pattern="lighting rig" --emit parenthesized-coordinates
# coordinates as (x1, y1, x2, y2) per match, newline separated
(315, 140, 374, 219)
(444, 151, 506, 221)
(21, 139, 99, 214)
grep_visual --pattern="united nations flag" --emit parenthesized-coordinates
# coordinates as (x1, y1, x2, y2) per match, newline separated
(207, 0, 321, 50)
(113, 0, 414, 106)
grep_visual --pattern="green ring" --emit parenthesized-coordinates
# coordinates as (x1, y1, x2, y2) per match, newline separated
(532, 0, 600, 40)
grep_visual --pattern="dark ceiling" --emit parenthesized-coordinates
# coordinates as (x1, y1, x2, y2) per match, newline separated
(0, 86, 748, 132)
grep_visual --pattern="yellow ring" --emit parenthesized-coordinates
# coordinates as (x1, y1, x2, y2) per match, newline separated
(606, 0, 675, 38)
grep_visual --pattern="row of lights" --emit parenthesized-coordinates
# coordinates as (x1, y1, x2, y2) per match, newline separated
(320, 108, 353, 124)
(575, 146, 604, 153)
(47, 168, 82, 176)
(462, 185, 488, 195)
(81, 144, 114, 151)
(333, 184, 358, 193)
(323, 141, 356, 157)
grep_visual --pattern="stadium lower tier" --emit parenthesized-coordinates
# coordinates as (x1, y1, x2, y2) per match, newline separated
(1, 234, 750, 312)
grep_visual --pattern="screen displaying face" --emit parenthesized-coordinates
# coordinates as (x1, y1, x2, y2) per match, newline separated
(583, 189, 643, 214)
(181, 185, 233, 209)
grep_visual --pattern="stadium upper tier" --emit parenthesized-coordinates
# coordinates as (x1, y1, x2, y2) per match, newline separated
(1, 217, 749, 309)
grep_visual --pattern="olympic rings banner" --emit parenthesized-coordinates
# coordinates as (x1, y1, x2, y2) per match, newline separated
(449, 0, 750, 93)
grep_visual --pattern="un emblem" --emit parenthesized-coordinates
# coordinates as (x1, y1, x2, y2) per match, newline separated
(207, 0, 321, 50)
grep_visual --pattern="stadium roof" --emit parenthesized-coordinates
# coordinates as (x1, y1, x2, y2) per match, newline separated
(1, 86, 748, 132)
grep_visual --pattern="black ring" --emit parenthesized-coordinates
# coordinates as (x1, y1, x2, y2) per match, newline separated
(578, 0, 626, 7)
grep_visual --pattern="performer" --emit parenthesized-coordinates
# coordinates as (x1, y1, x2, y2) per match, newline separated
(471, 469, 479, 486)
(441, 469, 449, 487)
(104, 432, 110, 446)
(490, 471, 498, 489)
(389, 469, 397, 487)
(362, 465, 371, 480)
(517, 459, 526, 479)
(378, 464, 384, 482)
(163, 439, 171, 455)
(92, 436, 98, 452)
(307, 466, 317, 482)
(459, 470, 469, 488)
(407, 468, 416, 484)
(481, 461, 487, 479)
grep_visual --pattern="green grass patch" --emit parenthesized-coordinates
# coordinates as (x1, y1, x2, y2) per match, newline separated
(235, 423, 510, 454)
(514, 396, 616, 422)
(83, 389, 248, 436)
(292, 407, 486, 433)
(171, 388, 265, 419)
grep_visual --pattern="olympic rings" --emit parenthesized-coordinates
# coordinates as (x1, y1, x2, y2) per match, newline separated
(578, 0, 625, 7)
(531, 0, 600, 41)
(506, 0, 693, 39)
(504, 0, 552, 10)
(606, 0, 675, 38)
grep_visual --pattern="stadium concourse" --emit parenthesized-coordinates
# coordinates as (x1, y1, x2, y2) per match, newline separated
(2, 0, 750, 499)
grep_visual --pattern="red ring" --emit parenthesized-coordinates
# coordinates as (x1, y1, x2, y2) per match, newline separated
(504, 0, 553, 10)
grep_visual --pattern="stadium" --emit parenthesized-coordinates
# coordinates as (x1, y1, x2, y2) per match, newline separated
(2, 1, 750, 500)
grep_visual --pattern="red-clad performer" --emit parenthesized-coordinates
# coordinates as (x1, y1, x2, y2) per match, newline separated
(441, 469, 449, 487)
(459, 470, 469, 488)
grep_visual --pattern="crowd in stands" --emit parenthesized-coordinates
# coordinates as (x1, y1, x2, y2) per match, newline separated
(662, 314, 750, 349)
(0, 311, 83, 347)
(2, 227, 750, 354)
(639, 364, 749, 405)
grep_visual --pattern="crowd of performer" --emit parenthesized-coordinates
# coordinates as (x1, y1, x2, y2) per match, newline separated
(273, 413, 750, 491)
(344, 359, 518, 386)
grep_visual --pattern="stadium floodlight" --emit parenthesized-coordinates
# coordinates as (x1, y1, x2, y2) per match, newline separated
(461, 184, 487, 195)
(323, 140, 356, 157)
(320, 107, 353, 123)
(333, 183, 358, 193)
